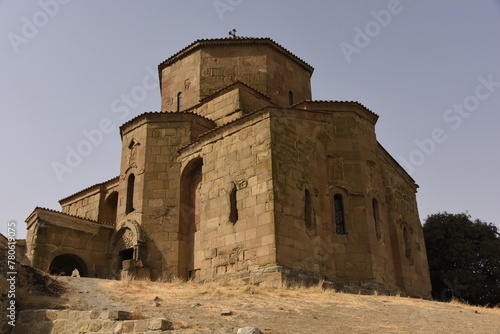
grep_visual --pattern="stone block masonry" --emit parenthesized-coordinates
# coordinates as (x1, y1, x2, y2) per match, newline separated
(11, 309, 251, 334)
(23, 37, 431, 298)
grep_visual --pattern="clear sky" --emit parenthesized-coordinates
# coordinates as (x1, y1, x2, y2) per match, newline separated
(1, 0, 499, 239)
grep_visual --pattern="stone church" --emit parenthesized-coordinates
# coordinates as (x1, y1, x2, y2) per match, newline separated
(24, 37, 431, 297)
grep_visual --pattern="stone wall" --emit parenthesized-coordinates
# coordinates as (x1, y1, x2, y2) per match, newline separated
(179, 110, 275, 283)
(380, 154, 432, 297)
(11, 309, 244, 334)
(199, 44, 312, 107)
(160, 40, 313, 115)
(268, 104, 430, 296)
(196, 86, 244, 125)
(160, 49, 201, 112)
(60, 178, 119, 224)
(61, 189, 101, 221)
(270, 106, 380, 281)
(191, 84, 273, 126)
(117, 112, 215, 279)
(23, 37, 431, 297)
(25, 208, 114, 277)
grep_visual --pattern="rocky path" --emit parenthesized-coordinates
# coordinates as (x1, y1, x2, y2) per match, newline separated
(57, 277, 131, 312)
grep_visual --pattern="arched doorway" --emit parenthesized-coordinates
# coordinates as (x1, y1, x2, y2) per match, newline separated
(112, 227, 137, 275)
(49, 254, 88, 277)
(179, 157, 203, 279)
(110, 220, 147, 279)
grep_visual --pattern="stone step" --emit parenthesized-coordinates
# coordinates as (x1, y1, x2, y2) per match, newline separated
(11, 309, 250, 334)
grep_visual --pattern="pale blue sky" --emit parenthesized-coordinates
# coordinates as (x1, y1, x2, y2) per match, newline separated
(1, 0, 499, 239)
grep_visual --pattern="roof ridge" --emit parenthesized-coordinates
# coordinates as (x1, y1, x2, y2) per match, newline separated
(31, 207, 116, 226)
(178, 106, 272, 152)
(119, 111, 215, 136)
(199, 80, 272, 103)
(158, 37, 314, 72)
(59, 176, 119, 203)
(290, 100, 378, 117)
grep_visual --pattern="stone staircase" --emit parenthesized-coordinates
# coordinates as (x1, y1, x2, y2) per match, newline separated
(9, 309, 260, 334)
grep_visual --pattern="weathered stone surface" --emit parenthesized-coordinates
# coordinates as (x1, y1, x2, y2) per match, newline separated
(237, 328, 262, 334)
(148, 318, 174, 330)
(108, 310, 131, 320)
(51, 319, 67, 334)
(134, 319, 149, 332)
(23, 37, 431, 298)
(89, 319, 103, 332)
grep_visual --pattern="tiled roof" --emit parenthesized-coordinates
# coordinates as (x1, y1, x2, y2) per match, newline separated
(290, 100, 379, 117)
(119, 111, 215, 136)
(158, 37, 314, 72)
(376, 142, 417, 185)
(178, 106, 272, 152)
(179, 99, 381, 152)
(199, 81, 272, 103)
(28, 207, 116, 227)
(59, 176, 119, 203)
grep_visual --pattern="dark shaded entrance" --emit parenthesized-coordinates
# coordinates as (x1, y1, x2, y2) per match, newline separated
(118, 248, 134, 270)
(49, 254, 88, 277)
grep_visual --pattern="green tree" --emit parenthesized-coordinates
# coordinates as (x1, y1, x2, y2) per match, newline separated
(423, 212, 500, 306)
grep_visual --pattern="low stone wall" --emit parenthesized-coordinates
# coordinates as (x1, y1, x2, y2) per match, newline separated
(10, 309, 255, 334)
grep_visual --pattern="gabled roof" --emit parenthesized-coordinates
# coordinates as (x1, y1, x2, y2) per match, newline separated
(26, 207, 115, 227)
(179, 99, 381, 152)
(178, 106, 273, 152)
(158, 37, 314, 73)
(376, 142, 418, 187)
(290, 100, 378, 115)
(199, 80, 272, 104)
(119, 111, 216, 137)
(59, 176, 119, 204)
(290, 100, 379, 124)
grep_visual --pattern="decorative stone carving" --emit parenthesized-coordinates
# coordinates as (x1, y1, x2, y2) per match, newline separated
(237, 179, 248, 190)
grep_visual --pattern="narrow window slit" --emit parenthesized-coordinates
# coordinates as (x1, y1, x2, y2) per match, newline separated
(334, 194, 346, 235)
(229, 184, 238, 224)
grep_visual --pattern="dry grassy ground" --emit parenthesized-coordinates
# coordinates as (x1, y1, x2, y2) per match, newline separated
(23, 276, 500, 334)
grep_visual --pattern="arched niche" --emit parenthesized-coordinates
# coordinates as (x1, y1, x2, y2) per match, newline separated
(49, 253, 88, 277)
(100, 191, 118, 224)
(110, 220, 147, 277)
(179, 157, 204, 279)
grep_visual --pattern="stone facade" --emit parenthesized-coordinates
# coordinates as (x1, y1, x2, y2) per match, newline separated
(24, 208, 115, 277)
(24, 37, 431, 297)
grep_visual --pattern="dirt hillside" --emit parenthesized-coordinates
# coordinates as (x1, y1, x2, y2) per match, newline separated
(16, 274, 499, 334)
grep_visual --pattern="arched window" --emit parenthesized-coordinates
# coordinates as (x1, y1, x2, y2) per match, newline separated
(177, 92, 182, 112)
(372, 198, 382, 240)
(334, 194, 346, 235)
(229, 184, 238, 224)
(304, 189, 313, 229)
(288, 91, 294, 105)
(126, 174, 135, 214)
(403, 226, 413, 264)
